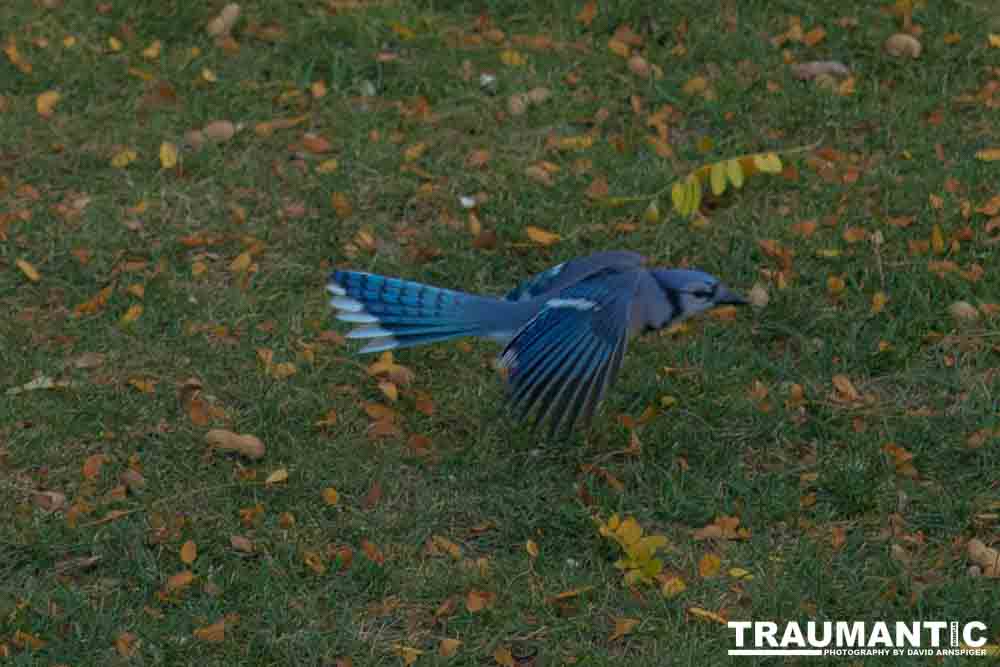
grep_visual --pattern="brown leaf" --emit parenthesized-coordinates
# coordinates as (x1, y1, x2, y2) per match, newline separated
(831, 374, 861, 402)
(193, 618, 227, 643)
(465, 589, 496, 613)
(525, 225, 560, 246)
(361, 480, 382, 510)
(165, 569, 195, 593)
(609, 617, 640, 641)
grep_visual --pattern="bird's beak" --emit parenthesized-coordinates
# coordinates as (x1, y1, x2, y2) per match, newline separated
(716, 285, 749, 306)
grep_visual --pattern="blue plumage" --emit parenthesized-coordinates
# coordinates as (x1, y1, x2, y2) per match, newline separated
(327, 251, 748, 435)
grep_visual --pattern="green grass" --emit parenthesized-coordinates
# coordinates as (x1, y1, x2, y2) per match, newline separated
(2, 0, 1000, 664)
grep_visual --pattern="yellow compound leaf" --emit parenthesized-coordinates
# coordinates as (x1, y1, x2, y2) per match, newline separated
(159, 141, 178, 169)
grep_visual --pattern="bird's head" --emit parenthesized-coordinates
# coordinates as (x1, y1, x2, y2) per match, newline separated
(651, 268, 747, 319)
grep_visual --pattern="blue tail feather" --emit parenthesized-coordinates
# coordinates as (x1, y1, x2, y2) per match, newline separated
(328, 270, 499, 352)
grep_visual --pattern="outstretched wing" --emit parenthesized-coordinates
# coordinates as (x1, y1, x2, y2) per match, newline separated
(504, 251, 646, 302)
(498, 268, 642, 437)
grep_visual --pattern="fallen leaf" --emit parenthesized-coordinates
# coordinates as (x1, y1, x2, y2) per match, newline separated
(159, 141, 178, 169)
(265, 468, 288, 485)
(193, 618, 226, 643)
(180, 540, 197, 564)
(525, 225, 560, 246)
(15, 258, 40, 282)
(36, 90, 61, 117)
(609, 617, 640, 641)
(439, 638, 461, 657)
(323, 487, 339, 506)
(698, 552, 721, 577)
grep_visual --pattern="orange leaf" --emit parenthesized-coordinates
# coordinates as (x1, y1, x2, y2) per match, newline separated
(609, 617, 640, 641)
(82, 454, 106, 480)
(36, 90, 60, 117)
(331, 192, 352, 218)
(687, 607, 728, 624)
(165, 569, 195, 592)
(832, 374, 861, 402)
(193, 618, 226, 643)
(360, 538, 385, 565)
(323, 487, 339, 506)
(465, 589, 496, 613)
(576, 0, 598, 26)
(698, 552, 721, 577)
(439, 638, 461, 657)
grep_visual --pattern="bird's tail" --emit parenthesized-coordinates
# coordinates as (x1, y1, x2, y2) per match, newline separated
(327, 270, 505, 353)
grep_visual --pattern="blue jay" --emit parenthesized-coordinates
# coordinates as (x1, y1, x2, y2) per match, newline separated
(327, 251, 747, 436)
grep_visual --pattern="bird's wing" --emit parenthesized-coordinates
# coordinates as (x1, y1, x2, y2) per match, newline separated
(498, 267, 642, 437)
(504, 251, 646, 302)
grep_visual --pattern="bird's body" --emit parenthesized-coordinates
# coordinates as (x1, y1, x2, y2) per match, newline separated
(328, 251, 746, 436)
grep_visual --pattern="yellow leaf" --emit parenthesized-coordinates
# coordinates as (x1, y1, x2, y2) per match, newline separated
(404, 142, 427, 162)
(686, 174, 702, 216)
(128, 377, 156, 393)
(16, 258, 41, 282)
(931, 224, 945, 255)
(661, 575, 687, 598)
(159, 141, 178, 169)
(556, 135, 594, 151)
(142, 40, 162, 59)
(36, 90, 61, 117)
(698, 552, 721, 577)
(108, 36, 123, 52)
(725, 159, 744, 188)
(609, 617, 640, 641)
(265, 468, 289, 485)
(439, 638, 461, 657)
(827, 275, 846, 295)
(180, 540, 197, 564)
(525, 225, 561, 246)
(323, 487, 339, 505)
(871, 291, 888, 314)
(111, 149, 138, 168)
(493, 646, 515, 667)
(643, 200, 660, 223)
(120, 304, 143, 324)
(316, 158, 339, 174)
(331, 192, 353, 218)
(671, 181, 687, 214)
(682, 76, 708, 95)
(710, 162, 727, 196)
(728, 567, 752, 579)
(500, 49, 526, 66)
(526, 539, 539, 558)
(988, 34, 1000, 48)
(201, 68, 217, 83)
(229, 251, 252, 272)
(832, 374, 861, 401)
(975, 148, 1000, 161)
(608, 38, 631, 58)
(687, 607, 728, 624)
(754, 152, 782, 173)
(390, 22, 416, 40)
(431, 535, 462, 559)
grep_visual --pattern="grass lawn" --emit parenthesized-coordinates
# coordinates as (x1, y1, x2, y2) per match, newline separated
(2, 0, 1000, 664)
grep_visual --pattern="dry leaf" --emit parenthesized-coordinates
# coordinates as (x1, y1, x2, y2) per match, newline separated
(193, 618, 226, 643)
(698, 552, 721, 577)
(159, 141, 178, 169)
(609, 617, 640, 641)
(205, 429, 265, 459)
(180, 540, 197, 564)
(576, 0, 597, 26)
(525, 225, 560, 246)
(465, 589, 496, 613)
(439, 638, 461, 657)
(265, 468, 289, 485)
(832, 374, 861, 402)
(323, 487, 339, 506)
(885, 33, 921, 58)
(36, 90, 60, 117)
(15, 258, 40, 282)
